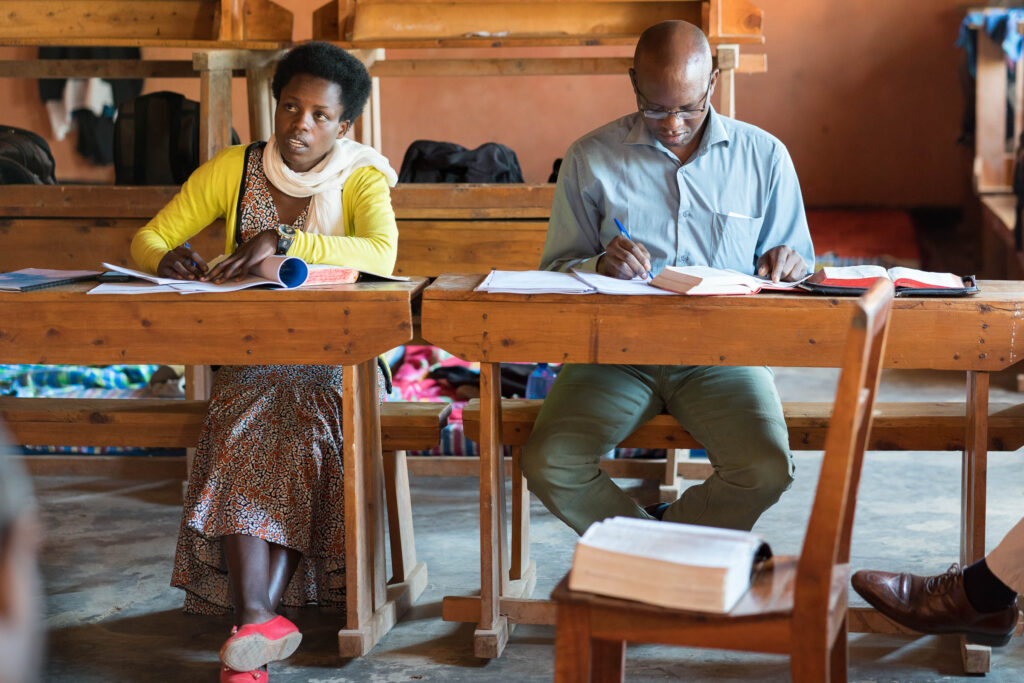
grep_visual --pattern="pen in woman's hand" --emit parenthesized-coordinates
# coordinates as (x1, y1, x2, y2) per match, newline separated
(613, 218, 653, 280)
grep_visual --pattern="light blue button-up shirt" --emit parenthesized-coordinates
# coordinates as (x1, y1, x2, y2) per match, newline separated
(540, 107, 814, 276)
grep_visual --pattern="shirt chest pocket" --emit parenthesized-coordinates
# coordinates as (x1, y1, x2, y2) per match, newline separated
(709, 209, 764, 270)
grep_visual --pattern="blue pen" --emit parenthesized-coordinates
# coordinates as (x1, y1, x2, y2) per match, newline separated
(613, 218, 653, 280)
(182, 241, 199, 270)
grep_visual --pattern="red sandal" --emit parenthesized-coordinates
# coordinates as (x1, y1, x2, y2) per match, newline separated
(220, 665, 268, 682)
(219, 615, 301, 672)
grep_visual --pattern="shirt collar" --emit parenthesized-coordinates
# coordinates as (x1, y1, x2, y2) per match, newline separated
(623, 105, 731, 158)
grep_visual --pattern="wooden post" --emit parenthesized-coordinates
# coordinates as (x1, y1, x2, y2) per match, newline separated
(961, 370, 991, 674)
(476, 361, 510, 658)
(383, 449, 418, 583)
(716, 44, 738, 119)
(338, 359, 381, 657)
(246, 62, 276, 142)
(975, 27, 1010, 192)
(510, 446, 530, 581)
(660, 448, 684, 502)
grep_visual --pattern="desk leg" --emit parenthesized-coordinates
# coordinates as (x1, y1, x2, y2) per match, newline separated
(472, 362, 511, 657)
(338, 360, 424, 657)
(961, 370, 990, 674)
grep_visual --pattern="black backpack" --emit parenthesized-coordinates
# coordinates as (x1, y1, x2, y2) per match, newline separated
(114, 91, 240, 185)
(398, 140, 524, 183)
(0, 126, 56, 184)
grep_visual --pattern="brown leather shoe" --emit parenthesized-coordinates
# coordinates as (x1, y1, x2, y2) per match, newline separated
(851, 564, 1017, 647)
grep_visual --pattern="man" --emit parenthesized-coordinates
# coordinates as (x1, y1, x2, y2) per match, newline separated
(0, 427, 43, 683)
(520, 20, 814, 535)
(852, 518, 1022, 647)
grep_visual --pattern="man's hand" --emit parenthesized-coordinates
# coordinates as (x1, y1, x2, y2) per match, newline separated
(756, 245, 806, 282)
(598, 234, 652, 280)
(203, 229, 278, 283)
(156, 244, 208, 280)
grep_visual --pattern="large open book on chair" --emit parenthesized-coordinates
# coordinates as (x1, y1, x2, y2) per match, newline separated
(568, 517, 771, 613)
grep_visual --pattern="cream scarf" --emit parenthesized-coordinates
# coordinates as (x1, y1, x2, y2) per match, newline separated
(263, 136, 398, 235)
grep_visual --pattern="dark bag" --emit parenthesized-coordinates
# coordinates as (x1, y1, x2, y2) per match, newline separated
(398, 139, 524, 183)
(114, 91, 240, 185)
(0, 126, 56, 184)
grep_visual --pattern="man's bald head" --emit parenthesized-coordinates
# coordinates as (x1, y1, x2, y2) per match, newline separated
(629, 21, 717, 159)
(634, 20, 712, 84)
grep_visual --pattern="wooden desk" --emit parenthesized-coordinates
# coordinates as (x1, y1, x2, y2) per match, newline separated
(420, 273, 1024, 665)
(0, 279, 428, 657)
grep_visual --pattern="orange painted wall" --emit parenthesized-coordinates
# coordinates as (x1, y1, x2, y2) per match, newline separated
(1, 0, 972, 206)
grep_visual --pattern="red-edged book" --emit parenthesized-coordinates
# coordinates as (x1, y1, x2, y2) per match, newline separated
(801, 266, 977, 296)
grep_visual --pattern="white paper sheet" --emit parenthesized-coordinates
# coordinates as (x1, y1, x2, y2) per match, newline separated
(475, 270, 596, 294)
(571, 270, 679, 295)
(88, 282, 181, 295)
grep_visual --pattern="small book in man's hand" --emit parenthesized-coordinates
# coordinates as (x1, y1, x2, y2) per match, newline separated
(0, 268, 101, 292)
(568, 517, 772, 613)
(800, 266, 978, 296)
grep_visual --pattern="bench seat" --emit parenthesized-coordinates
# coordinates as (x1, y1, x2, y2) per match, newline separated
(2, 397, 451, 475)
(461, 398, 1024, 452)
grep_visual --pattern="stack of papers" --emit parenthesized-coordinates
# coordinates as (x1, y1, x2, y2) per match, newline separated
(475, 270, 677, 295)
(476, 270, 597, 294)
(572, 270, 677, 295)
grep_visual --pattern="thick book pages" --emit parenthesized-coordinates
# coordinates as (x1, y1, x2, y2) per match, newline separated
(568, 517, 771, 613)
(0, 268, 101, 292)
(650, 265, 807, 296)
(801, 266, 978, 296)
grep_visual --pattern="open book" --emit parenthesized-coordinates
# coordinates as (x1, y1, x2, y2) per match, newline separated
(95, 256, 406, 294)
(568, 517, 771, 613)
(650, 265, 808, 296)
(801, 266, 978, 296)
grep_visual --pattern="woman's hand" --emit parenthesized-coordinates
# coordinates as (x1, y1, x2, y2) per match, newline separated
(204, 229, 278, 283)
(157, 244, 208, 280)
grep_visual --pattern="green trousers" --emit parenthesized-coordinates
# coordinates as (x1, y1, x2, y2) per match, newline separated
(520, 363, 793, 535)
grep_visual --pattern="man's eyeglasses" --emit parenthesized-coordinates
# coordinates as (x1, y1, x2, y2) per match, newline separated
(634, 77, 713, 121)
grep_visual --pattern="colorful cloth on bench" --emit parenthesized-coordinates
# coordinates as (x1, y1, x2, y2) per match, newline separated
(1, 363, 161, 455)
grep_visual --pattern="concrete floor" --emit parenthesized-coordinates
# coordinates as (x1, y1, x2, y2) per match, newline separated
(33, 367, 1024, 682)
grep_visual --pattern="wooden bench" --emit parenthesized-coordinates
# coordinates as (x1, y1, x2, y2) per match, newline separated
(456, 397, 1024, 546)
(314, 0, 768, 129)
(4, 396, 450, 593)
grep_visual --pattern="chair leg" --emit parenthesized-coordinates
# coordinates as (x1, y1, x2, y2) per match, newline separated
(555, 603, 594, 683)
(829, 616, 848, 683)
(591, 638, 626, 683)
(791, 634, 831, 683)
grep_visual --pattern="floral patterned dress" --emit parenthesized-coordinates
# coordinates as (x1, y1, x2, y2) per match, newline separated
(171, 143, 383, 614)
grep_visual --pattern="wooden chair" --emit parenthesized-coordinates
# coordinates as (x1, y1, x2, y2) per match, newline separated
(549, 279, 896, 683)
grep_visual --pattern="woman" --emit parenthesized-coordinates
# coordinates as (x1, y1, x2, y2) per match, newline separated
(131, 42, 398, 682)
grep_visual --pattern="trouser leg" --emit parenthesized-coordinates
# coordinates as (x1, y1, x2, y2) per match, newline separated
(661, 365, 793, 531)
(520, 363, 662, 535)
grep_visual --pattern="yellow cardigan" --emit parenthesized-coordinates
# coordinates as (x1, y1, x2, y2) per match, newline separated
(131, 144, 398, 275)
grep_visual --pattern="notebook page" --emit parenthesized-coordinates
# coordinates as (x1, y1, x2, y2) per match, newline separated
(475, 270, 596, 294)
(572, 270, 678, 295)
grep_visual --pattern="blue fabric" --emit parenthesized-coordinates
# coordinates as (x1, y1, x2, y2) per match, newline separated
(540, 106, 814, 277)
(958, 10, 1024, 78)
(0, 364, 157, 397)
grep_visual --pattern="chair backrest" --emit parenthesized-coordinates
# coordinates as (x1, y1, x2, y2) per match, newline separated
(794, 279, 895, 621)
